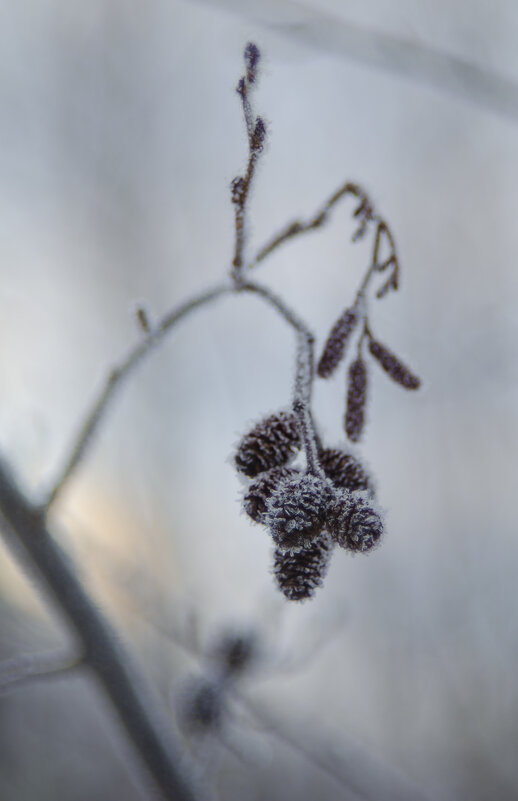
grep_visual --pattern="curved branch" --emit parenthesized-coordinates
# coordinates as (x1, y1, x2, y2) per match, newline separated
(45, 282, 231, 513)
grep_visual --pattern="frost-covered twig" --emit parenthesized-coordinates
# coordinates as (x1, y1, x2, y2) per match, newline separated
(45, 282, 230, 513)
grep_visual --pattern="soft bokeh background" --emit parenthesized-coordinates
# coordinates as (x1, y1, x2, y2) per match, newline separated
(1, 1, 517, 799)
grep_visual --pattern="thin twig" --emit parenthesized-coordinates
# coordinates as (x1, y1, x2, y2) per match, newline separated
(250, 181, 372, 268)
(237, 693, 435, 801)
(0, 460, 202, 801)
(231, 45, 267, 285)
(0, 648, 84, 696)
(45, 282, 230, 513)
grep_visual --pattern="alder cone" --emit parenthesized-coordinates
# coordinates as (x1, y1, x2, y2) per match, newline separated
(235, 411, 301, 477)
(319, 447, 372, 494)
(266, 473, 336, 553)
(345, 358, 367, 442)
(368, 339, 420, 390)
(328, 492, 383, 553)
(317, 308, 358, 378)
(243, 466, 300, 524)
(273, 534, 333, 601)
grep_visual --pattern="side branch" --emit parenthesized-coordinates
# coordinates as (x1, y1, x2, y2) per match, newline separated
(45, 282, 230, 513)
(250, 181, 374, 268)
(0, 648, 84, 695)
(0, 459, 201, 801)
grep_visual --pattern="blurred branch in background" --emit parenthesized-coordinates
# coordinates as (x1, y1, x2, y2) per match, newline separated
(0, 648, 83, 697)
(197, 0, 518, 122)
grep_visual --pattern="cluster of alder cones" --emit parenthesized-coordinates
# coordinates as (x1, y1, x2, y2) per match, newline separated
(234, 411, 383, 601)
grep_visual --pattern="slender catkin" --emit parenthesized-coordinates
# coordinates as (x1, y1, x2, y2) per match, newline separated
(235, 411, 301, 477)
(368, 339, 420, 389)
(273, 534, 333, 601)
(319, 447, 372, 494)
(317, 308, 358, 378)
(345, 358, 368, 442)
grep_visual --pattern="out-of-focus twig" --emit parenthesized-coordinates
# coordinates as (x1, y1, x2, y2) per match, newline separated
(199, 0, 518, 123)
(0, 460, 202, 801)
(0, 648, 84, 696)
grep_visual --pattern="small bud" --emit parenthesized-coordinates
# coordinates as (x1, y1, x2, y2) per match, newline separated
(251, 116, 267, 152)
(266, 472, 336, 552)
(368, 339, 420, 389)
(231, 175, 245, 205)
(211, 630, 257, 677)
(319, 447, 372, 494)
(180, 678, 224, 733)
(236, 76, 246, 98)
(273, 534, 333, 601)
(345, 358, 367, 442)
(244, 466, 300, 524)
(317, 308, 359, 378)
(135, 305, 151, 334)
(235, 411, 301, 478)
(328, 491, 383, 553)
(244, 42, 260, 84)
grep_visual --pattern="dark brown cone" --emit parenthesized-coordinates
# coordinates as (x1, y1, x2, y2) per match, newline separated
(273, 534, 333, 601)
(235, 411, 301, 478)
(319, 447, 372, 494)
(345, 358, 367, 442)
(266, 473, 336, 552)
(317, 308, 358, 378)
(244, 466, 300, 524)
(368, 339, 420, 390)
(328, 492, 383, 553)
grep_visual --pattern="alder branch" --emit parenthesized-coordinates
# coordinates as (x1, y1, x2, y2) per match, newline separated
(250, 181, 374, 268)
(240, 280, 322, 475)
(0, 459, 202, 801)
(45, 282, 231, 513)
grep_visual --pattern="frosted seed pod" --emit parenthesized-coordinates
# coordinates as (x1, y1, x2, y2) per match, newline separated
(266, 472, 336, 552)
(319, 446, 373, 494)
(273, 533, 334, 601)
(244, 466, 300, 524)
(235, 411, 301, 478)
(328, 490, 383, 553)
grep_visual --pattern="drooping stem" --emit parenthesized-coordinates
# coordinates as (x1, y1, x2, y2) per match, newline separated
(239, 281, 322, 475)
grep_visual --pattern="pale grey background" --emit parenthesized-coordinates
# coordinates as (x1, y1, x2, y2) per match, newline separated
(0, 1, 517, 799)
